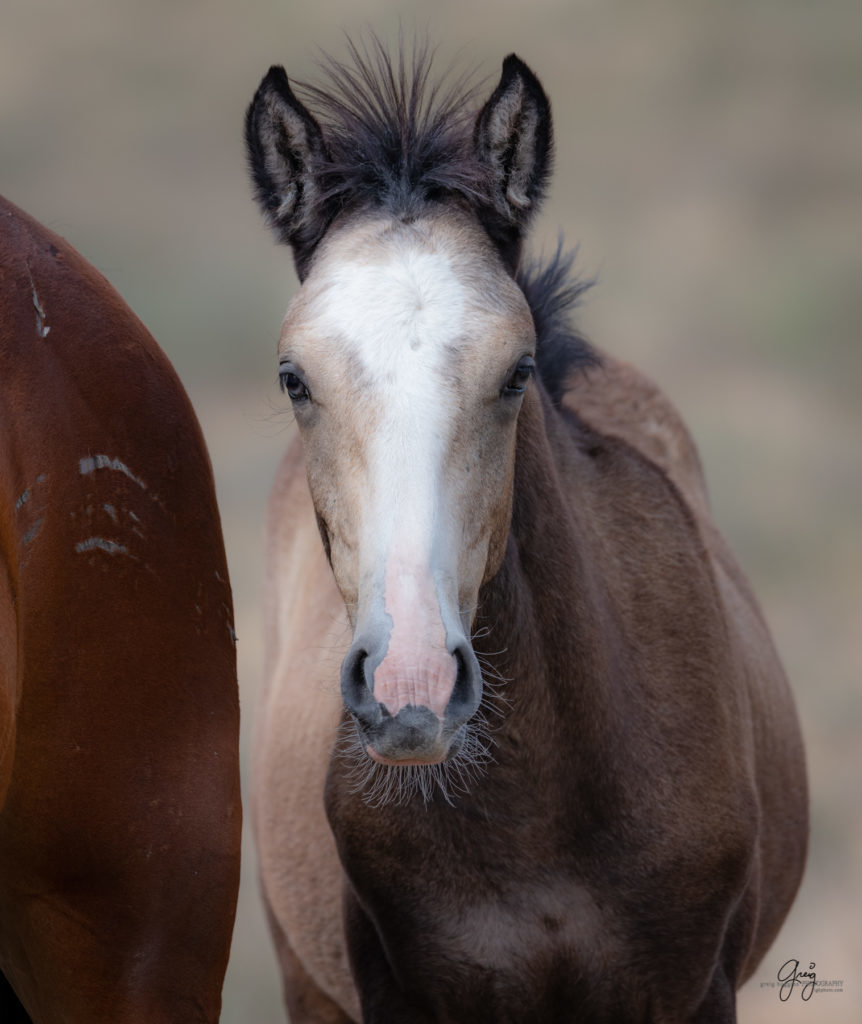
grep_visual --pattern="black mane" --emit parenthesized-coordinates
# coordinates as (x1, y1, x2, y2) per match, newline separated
(303, 41, 595, 395)
(295, 36, 489, 220)
(517, 245, 599, 402)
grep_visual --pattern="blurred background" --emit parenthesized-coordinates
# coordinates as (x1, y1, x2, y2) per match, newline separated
(2, 0, 859, 1020)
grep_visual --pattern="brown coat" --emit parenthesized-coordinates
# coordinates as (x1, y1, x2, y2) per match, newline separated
(0, 196, 241, 1022)
(256, 350, 807, 1022)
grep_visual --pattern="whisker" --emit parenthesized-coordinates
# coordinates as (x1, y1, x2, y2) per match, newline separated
(476, 657, 511, 686)
(334, 705, 499, 809)
(475, 645, 509, 659)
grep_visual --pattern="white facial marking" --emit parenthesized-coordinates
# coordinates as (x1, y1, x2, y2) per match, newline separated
(286, 216, 534, 728)
(302, 241, 470, 712)
(311, 246, 465, 580)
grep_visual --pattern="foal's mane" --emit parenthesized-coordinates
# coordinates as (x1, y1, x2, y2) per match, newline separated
(517, 246, 598, 401)
(297, 36, 598, 397)
(294, 36, 487, 219)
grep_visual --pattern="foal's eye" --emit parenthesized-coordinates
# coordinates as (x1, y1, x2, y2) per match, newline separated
(279, 367, 310, 403)
(502, 356, 536, 397)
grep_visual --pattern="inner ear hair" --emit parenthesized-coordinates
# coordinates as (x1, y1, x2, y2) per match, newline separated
(245, 65, 330, 260)
(475, 54, 553, 226)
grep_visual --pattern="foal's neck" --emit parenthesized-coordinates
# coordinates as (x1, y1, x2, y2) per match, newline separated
(472, 385, 620, 767)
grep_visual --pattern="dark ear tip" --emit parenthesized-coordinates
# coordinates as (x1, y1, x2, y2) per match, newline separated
(499, 54, 545, 96)
(499, 54, 523, 85)
(251, 65, 293, 107)
(255, 64, 291, 98)
(263, 64, 289, 86)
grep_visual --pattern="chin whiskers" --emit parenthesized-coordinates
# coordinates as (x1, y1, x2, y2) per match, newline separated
(333, 635, 513, 808)
(473, 632, 513, 720)
(335, 708, 497, 809)
(476, 669, 512, 721)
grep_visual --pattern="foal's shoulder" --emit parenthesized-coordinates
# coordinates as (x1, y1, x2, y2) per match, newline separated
(560, 351, 711, 523)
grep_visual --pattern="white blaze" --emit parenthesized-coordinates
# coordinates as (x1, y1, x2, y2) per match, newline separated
(314, 245, 467, 713)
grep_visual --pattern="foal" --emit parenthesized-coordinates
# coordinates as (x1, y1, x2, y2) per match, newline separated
(247, 41, 807, 1023)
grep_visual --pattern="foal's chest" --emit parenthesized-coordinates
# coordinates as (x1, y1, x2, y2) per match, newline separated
(365, 873, 641, 1022)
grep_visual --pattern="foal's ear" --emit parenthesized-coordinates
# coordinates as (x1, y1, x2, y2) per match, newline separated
(474, 55, 553, 267)
(245, 66, 329, 276)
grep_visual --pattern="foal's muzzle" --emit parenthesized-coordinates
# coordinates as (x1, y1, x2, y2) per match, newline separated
(340, 640, 482, 764)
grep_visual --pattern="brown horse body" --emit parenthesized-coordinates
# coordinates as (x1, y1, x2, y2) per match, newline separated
(0, 196, 241, 1022)
(247, 43, 807, 1023)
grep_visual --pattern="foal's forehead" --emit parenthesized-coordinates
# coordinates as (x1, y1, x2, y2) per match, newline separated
(281, 214, 534, 361)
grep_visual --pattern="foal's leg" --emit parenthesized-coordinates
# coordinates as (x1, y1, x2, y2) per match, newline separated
(264, 897, 355, 1024)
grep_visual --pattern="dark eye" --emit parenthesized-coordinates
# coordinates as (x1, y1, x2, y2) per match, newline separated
(279, 366, 310, 403)
(502, 356, 536, 397)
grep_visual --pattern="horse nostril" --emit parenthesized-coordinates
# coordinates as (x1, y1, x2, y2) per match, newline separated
(340, 644, 380, 728)
(446, 643, 482, 723)
(341, 644, 367, 702)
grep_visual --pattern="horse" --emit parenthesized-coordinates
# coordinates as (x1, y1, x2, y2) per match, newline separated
(0, 196, 241, 1023)
(246, 40, 808, 1023)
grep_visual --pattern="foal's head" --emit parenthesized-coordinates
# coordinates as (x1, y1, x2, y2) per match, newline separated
(247, 42, 553, 776)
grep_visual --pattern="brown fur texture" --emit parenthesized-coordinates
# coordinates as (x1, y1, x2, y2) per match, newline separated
(0, 196, 242, 1022)
(257, 345, 807, 1022)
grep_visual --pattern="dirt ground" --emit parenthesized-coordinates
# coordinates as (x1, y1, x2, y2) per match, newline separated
(3, 1, 860, 1020)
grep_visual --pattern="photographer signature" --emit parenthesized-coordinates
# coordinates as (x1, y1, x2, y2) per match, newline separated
(777, 959, 817, 1001)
